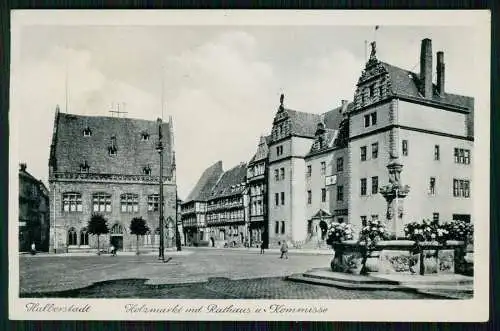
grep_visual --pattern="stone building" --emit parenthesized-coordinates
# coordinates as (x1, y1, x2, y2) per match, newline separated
(48, 108, 176, 253)
(19, 163, 50, 252)
(205, 163, 249, 248)
(181, 161, 223, 246)
(246, 135, 270, 247)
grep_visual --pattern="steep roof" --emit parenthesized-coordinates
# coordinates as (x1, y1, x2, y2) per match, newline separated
(380, 62, 474, 111)
(248, 135, 270, 164)
(209, 163, 247, 199)
(286, 109, 322, 138)
(50, 112, 173, 177)
(185, 161, 224, 202)
(306, 128, 339, 156)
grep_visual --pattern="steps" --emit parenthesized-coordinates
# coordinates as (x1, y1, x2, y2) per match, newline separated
(286, 268, 474, 299)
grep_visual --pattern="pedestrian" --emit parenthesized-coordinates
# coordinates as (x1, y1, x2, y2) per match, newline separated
(280, 241, 288, 259)
(30, 242, 36, 255)
(110, 244, 116, 256)
(260, 242, 265, 254)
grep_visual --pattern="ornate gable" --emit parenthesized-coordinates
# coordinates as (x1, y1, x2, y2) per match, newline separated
(271, 94, 292, 142)
(353, 42, 393, 111)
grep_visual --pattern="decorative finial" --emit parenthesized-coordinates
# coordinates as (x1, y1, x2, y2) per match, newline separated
(370, 41, 377, 59)
(279, 93, 284, 110)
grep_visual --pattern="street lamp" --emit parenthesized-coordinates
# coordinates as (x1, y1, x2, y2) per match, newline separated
(156, 118, 165, 262)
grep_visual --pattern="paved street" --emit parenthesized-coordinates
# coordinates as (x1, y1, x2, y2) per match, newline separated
(19, 248, 432, 299)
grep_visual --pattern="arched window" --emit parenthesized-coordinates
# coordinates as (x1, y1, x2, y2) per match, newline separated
(110, 223, 124, 235)
(68, 227, 77, 246)
(80, 228, 89, 246)
(144, 230, 152, 246)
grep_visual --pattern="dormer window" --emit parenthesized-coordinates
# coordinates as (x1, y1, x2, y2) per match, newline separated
(369, 84, 375, 97)
(79, 160, 90, 173)
(108, 136, 117, 156)
(141, 132, 150, 141)
(143, 165, 151, 175)
(83, 127, 92, 137)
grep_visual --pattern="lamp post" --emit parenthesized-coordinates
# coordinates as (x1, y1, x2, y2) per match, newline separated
(156, 118, 165, 262)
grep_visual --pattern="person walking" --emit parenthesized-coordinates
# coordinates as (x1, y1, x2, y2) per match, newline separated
(280, 241, 288, 259)
(30, 242, 36, 255)
(110, 244, 116, 256)
(260, 242, 265, 254)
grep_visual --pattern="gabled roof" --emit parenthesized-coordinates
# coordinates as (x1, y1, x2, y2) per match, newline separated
(249, 135, 270, 164)
(380, 62, 474, 111)
(50, 112, 173, 177)
(306, 128, 339, 156)
(311, 209, 332, 219)
(185, 161, 224, 203)
(209, 163, 247, 199)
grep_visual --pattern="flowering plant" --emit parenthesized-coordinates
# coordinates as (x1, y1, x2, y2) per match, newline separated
(326, 222, 354, 245)
(441, 219, 474, 243)
(358, 219, 390, 249)
(404, 219, 445, 243)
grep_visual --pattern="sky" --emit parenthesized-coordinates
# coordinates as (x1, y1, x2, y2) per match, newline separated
(12, 22, 478, 199)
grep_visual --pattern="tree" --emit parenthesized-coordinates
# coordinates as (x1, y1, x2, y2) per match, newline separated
(129, 217, 149, 255)
(87, 213, 109, 255)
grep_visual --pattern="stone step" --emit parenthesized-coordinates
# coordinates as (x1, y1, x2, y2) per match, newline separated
(287, 274, 402, 290)
(302, 271, 401, 285)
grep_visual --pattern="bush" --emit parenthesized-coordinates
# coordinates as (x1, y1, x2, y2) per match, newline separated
(359, 219, 390, 249)
(404, 219, 473, 244)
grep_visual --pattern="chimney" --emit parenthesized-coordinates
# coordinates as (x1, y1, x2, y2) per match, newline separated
(436, 51, 445, 95)
(420, 38, 433, 98)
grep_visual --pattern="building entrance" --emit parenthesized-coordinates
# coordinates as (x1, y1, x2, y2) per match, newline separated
(110, 223, 124, 251)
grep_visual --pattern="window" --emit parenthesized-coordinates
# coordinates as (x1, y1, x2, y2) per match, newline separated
(110, 224, 124, 235)
(360, 178, 367, 196)
(79, 161, 90, 173)
(93, 193, 112, 212)
(379, 85, 384, 98)
(141, 132, 150, 141)
(275, 221, 279, 234)
(455, 148, 471, 164)
(281, 192, 285, 205)
(275, 193, 279, 206)
(402, 140, 408, 156)
(364, 114, 370, 127)
(371, 112, 377, 125)
(361, 216, 367, 226)
(320, 188, 326, 202)
(83, 127, 92, 137)
(372, 142, 378, 159)
(429, 177, 436, 195)
(338, 217, 344, 223)
(68, 227, 77, 246)
(452, 214, 471, 223)
(360, 146, 367, 161)
(434, 145, 440, 160)
(320, 162, 326, 175)
(147, 194, 160, 212)
(453, 179, 470, 198)
(276, 145, 283, 156)
(336, 157, 344, 172)
(80, 228, 89, 246)
(281, 221, 285, 234)
(369, 84, 375, 97)
(280, 168, 285, 180)
(432, 213, 440, 224)
(143, 165, 151, 175)
(62, 193, 82, 212)
(337, 185, 344, 201)
(121, 194, 139, 213)
(307, 190, 312, 204)
(274, 169, 279, 181)
(306, 165, 312, 177)
(371, 176, 378, 194)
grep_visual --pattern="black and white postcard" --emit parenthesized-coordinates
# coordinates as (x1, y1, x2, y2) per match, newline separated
(9, 10, 490, 321)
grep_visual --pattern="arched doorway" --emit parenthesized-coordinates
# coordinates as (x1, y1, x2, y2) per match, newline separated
(110, 223, 124, 251)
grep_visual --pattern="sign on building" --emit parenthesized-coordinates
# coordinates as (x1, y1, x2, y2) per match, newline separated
(325, 175, 337, 186)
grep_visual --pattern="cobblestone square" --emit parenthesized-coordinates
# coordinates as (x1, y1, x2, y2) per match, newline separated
(20, 249, 433, 299)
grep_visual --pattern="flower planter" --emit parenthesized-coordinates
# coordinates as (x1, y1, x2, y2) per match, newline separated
(330, 239, 469, 275)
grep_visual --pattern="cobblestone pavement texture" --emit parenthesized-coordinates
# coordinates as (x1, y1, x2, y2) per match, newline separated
(19, 249, 433, 299)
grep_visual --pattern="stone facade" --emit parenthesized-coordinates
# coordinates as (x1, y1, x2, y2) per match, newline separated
(48, 109, 176, 253)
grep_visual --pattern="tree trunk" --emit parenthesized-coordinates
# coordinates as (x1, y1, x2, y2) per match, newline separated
(136, 235, 140, 255)
(97, 235, 100, 255)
